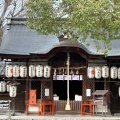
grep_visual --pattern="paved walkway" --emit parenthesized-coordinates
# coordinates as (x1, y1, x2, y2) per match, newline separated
(0, 113, 120, 120)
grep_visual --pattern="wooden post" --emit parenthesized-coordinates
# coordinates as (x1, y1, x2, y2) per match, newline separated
(26, 61, 29, 100)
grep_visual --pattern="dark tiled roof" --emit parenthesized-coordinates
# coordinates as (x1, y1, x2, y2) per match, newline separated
(81, 38, 120, 57)
(0, 20, 120, 57)
(0, 24, 102, 56)
(0, 25, 59, 55)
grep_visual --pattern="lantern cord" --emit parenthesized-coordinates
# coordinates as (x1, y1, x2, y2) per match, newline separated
(6, 80, 20, 86)
(65, 52, 71, 110)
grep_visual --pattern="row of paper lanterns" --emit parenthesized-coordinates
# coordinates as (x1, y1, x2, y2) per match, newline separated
(0, 81, 17, 97)
(5, 65, 51, 78)
(87, 66, 120, 79)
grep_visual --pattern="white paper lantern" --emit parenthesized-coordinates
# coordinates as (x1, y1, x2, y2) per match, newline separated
(13, 65, 20, 78)
(0, 81, 6, 92)
(119, 86, 120, 97)
(5, 65, 13, 78)
(102, 66, 109, 78)
(9, 85, 17, 97)
(29, 65, 36, 78)
(118, 68, 120, 79)
(44, 65, 51, 78)
(87, 67, 95, 79)
(95, 66, 101, 79)
(111, 66, 117, 79)
(36, 65, 43, 77)
(53, 69, 57, 80)
(20, 65, 27, 78)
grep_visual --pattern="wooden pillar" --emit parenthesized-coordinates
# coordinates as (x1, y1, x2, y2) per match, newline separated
(107, 63, 111, 115)
(82, 73, 95, 101)
(106, 81, 111, 115)
(26, 61, 29, 101)
(41, 79, 53, 102)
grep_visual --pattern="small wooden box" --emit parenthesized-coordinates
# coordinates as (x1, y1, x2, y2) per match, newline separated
(29, 89, 36, 104)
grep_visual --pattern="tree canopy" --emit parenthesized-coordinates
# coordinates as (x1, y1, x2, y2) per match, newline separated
(26, 0, 120, 55)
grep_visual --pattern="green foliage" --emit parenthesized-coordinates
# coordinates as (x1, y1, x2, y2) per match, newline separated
(26, 0, 120, 55)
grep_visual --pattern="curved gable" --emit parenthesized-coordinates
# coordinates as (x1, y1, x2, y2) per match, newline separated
(0, 18, 119, 57)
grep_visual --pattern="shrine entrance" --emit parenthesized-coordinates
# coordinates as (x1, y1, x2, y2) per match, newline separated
(53, 80, 82, 100)
(49, 51, 86, 112)
(52, 80, 82, 112)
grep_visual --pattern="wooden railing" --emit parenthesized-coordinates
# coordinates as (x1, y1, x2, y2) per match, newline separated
(54, 100, 81, 112)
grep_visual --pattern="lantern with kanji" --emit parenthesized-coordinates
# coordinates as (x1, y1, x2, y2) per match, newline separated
(44, 65, 51, 78)
(5, 65, 13, 78)
(0, 81, 6, 92)
(87, 67, 95, 79)
(111, 66, 117, 79)
(29, 65, 36, 78)
(102, 66, 109, 78)
(20, 65, 27, 78)
(118, 67, 120, 79)
(36, 65, 43, 77)
(13, 65, 20, 78)
(95, 66, 101, 79)
(9, 85, 17, 97)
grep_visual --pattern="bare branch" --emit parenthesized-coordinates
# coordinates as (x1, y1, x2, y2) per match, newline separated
(1, 0, 12, 21)
(11, 0, 17, 17)
(11, 0, 26, 17)
(0, 28, 3, 45)
(0, 0, 27, 43)
(0, 0, 13, 44)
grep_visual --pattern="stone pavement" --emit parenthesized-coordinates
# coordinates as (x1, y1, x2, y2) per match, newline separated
(0, 113, 120, 120)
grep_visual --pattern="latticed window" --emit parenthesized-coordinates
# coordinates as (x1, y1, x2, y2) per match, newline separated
(31, 81, 41, 99)
(95, 82, 104, 90)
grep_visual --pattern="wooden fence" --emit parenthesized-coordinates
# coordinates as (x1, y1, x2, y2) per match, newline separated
(54, 100, 81, 112)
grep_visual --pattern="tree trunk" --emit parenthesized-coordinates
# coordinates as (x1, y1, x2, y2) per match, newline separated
(0, 24, 3, 45)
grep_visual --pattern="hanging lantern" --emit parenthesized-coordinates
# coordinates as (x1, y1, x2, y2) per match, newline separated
(64, 69, 67, 74)
(0, 81, 6, 92)
(87, 67, 95, 79)
(54, 69, 56, 76)
(70, 69, 74, 75)
(102, 66, 109, 78)
(95, 66, 101, 79)
(36, 65, 43, 77)
(53, 69, 57, 80)
(5, 65, 13, 78)
(9, 85, 17, 97)
(20, 65, 27, 78)
(76, 69, 79, 75)
(118, 86, 120, 97)
(29, 65, 36, 78)
(118, 68, 120, 79)
(44, 65, 51, 78)
(111, 66, 117, 79)
(13, 65, 20, 78)
(58, 69, 62, 74)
